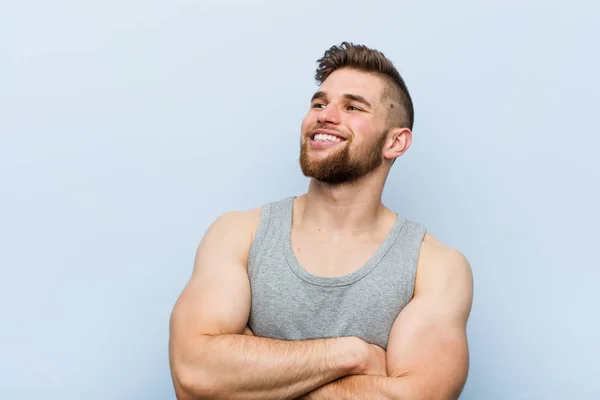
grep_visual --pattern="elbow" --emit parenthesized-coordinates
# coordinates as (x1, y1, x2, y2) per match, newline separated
(172, 359, 244, 400)
(388, 373, 461, 400)
(170, 333, 224, 399)
(172, 365, 206, 399)
(171, 358, 218, 400)
(170, 335, 248, 400)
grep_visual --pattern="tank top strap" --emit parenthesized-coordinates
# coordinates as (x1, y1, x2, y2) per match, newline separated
(247, 197, 294, 270)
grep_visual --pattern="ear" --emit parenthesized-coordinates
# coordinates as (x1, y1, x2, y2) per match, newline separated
(383, 127, 412, 161)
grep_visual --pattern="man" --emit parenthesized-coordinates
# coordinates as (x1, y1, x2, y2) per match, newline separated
(169, 42, 474, 400)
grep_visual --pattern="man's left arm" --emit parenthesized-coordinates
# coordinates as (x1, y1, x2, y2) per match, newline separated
(300, 237, 474, 400)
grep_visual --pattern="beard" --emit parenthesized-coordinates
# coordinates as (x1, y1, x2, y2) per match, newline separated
(299, 128, 388, 185)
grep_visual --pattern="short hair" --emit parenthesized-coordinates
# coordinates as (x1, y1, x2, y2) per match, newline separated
(314, 42, 414, 130)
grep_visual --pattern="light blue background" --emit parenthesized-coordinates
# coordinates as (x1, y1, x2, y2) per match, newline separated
(1, 1, 598, 399)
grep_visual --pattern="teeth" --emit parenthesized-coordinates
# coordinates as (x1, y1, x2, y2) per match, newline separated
(314, 133, 342, 142)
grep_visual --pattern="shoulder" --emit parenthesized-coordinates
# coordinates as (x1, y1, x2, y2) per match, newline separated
(195, 206, 263, 262)
(418, 233, 471, 272)
(204, 206, 263, 244)
(209, 207, 262, 232)
(414, 233, 474, 316)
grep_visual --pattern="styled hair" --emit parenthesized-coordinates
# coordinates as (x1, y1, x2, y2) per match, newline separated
(314, 42, 414, 130)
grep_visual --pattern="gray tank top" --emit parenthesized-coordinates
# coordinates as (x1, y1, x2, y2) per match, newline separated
(247, 197, 427, 350)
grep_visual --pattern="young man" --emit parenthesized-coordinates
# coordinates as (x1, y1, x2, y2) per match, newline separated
(169, 42, 474, 400)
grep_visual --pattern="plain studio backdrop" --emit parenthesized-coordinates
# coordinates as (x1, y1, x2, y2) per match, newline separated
(1, 1, 599, 399)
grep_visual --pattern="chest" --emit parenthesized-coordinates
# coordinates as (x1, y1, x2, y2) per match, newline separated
(291, 230, 384, 277)
(248, 271, 413, 350)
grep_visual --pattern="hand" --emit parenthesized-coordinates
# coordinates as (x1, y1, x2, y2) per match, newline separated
(242, 326, 254, 336)
(361, 343, 387, 376)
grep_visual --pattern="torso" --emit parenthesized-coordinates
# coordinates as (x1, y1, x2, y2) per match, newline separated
(243, 196, 430, 349)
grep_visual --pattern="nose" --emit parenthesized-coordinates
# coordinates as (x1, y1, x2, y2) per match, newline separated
(317, 104, 341, 125)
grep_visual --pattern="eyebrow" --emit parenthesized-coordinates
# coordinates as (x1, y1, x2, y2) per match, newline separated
(310, 91, 372, 109)
(311, 91, 328, 102)
(343, 93, 372, 108)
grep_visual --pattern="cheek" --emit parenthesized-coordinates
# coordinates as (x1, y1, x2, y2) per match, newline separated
(348, 119, 376, 143)
(302, 109, 319, 126)
(300, 116, 312, 135)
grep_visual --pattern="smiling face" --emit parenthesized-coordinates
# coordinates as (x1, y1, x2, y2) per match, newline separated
(299, 68, 392, 185)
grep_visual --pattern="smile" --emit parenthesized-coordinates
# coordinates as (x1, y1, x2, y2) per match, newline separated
(309, 128, 348, 144)
(313, 133, 344, 142)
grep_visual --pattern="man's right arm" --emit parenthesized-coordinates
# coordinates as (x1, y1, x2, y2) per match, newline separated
(168, 210, 373, 400)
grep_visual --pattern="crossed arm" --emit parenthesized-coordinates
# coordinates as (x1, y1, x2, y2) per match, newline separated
(299, 241, 473, 399)
(169, 211, 473, 400)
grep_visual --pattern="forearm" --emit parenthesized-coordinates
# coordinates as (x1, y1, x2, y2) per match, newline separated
(299, 375, 414, 400)
(175, 334, 364, 400)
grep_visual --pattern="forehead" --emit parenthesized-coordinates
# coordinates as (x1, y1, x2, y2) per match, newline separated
(319, 68, 385, 102)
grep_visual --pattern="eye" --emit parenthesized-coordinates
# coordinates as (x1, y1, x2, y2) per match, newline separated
(347, 105, 361, 111)
(312, 103, 326, 109)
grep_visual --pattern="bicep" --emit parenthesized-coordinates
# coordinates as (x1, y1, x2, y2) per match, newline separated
(386, 299, 469, 384)
(170, 212, 253, 346)
(386, 249, 473, 398)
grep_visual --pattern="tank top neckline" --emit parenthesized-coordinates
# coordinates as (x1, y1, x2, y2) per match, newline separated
(282, 196, 406, 287)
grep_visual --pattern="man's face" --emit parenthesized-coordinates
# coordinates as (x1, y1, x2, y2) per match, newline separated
(299, 68, 390, 185)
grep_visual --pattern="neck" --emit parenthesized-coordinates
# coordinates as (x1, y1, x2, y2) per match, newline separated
(296, 173, 389, 234)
